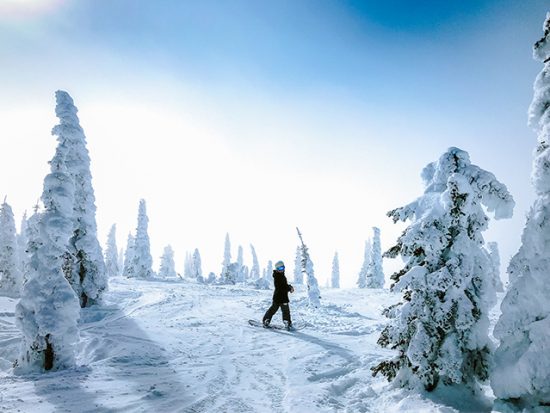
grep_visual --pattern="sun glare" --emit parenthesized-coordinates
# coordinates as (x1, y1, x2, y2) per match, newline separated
(0, 0, 63, 16)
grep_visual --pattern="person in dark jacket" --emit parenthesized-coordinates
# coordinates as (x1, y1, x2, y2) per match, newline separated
(262, 260, 294, 329)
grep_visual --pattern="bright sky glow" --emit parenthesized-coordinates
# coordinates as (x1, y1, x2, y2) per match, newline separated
(0, 0, 548, 286)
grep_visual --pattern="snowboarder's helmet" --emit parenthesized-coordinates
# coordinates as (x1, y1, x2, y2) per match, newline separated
(275, 260, 285, 272)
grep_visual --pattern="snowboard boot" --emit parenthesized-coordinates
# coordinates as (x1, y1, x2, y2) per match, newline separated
(284, 320, 293, 331)
(263, 319, 271, 328)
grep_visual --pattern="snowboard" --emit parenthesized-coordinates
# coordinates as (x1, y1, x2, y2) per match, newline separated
(248, 319, 306, 331)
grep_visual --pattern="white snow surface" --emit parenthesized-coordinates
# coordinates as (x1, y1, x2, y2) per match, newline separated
(0, 278, 503, 412)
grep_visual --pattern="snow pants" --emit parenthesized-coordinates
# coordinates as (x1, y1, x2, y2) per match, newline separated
(263, 302, 292, 325)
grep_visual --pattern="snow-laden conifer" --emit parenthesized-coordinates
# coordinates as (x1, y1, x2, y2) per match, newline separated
(206, 272, 216, 284)
(159, 245, 176, 278)
(15, 126, 80, 373)
(130, 199, 153, 278)
(255, 260, 271, 290)
(296, 227, 321, 307)
(191, 248, 203, 281)
(21, 205, 41, 285)
(372, 147, 514, 392)
(293, 246, 303, 285)
(236, 245, 246, 283)
(491, 16, 550, 407)
(220, 233, 232, 283)
(365, 227, 384, 288)
(357, 240, 371, 289)
(0, 200, 23, 297)
(122, 233, 135, 278)
(485, 242, 503, 293)
(249, 244, 260, 280)
(16, 211, 29, 284)
(117, 247, 124, 276)
(54, 91, 106, 307)
(104, 224, 119, 277)
(331, 251, 340, 289)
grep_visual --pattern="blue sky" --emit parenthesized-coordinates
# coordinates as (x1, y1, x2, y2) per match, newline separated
(0, 1, 548, 285)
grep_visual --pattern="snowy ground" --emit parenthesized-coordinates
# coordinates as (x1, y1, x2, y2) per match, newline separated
(0, 278, 503, 412)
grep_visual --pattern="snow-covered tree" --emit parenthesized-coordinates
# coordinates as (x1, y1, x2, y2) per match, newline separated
(293, 246, 303, 285)
(372, 147, 514, 392)
(159, 245, 176, 278)
(122, 233, 135, 278)
(0, 200, 23, 297)
(236, 245, 246, 283)
(366, 227, 384, 288)
(296, 227, 321, 307)
(21, 205, 41, 285)
(220, 233, 232, 283)
(485, 242, 503, 293)
(16, 211, 29, 284)
(255, 260, 271, 290)
(357, 239, 372, 288)
(491, 17, 550, 408)
(206, 272, 216, 284)
(191, 248, 203, 281)
(331, 251, 340, 289)
(117, 247, 124, 275)
(54, 91, 106, 307)
(130, 199, 154, 278)
(249, 244, 260, 280)
(104, 224, 120, 278)
(15, 124, 80, 373)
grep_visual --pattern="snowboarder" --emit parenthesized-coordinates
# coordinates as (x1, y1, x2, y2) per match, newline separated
(262, 260, 294, 329)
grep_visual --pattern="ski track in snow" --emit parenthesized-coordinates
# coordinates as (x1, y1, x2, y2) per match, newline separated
(0, 279, 498, 412)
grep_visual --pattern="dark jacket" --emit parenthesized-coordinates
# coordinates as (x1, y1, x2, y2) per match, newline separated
(272, 270, 292, 303)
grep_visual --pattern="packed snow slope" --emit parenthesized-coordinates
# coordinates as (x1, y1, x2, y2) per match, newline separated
(1, 278, 501, 412)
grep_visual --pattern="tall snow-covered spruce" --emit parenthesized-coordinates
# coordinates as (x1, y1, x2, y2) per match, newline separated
(372, 147, 514, 391)
(485, 242, 503, 293)
(54, 91, 106, 308)
(122, 232, 135, 278)
(130, 199, 154, 278)
(331, 251, 340, 289)
(0, 199, 23, 297)
(293, 246, 303, 285)
(104, 224, 120, 278)
(296, 227, 320, 307)
(491, 15, 550, 408)
(365, 227, 384, 288)
(15, 115, 80, 373)
(220, 233, 234, 284)
(249, 244, 260, 281)
(357, 239, 371, 288)
(191, 248, 203, 281)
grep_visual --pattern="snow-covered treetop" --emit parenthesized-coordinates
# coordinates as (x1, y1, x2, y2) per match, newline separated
(533, 13, 550, 63)
(53, 90, 81, 132)
(391, 147, 515, 225)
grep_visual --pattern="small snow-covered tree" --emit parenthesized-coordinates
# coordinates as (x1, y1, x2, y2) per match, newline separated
(249, 244, 260, 280)
(54, 91, 106, 307)
(104, 224, 119, 278)
(21, 205, 41, 285)
(0, 200, 23, 297)
(206, 272, 216, 284)
(16, 211, 29, 284)
(220, 233, 232, 283)
(366, 227, 384, 288)
(117, 247, 124, 275)
(191, 248, 203, 281)
(485, 242, 503, 293)
(130, 199, 154, 278)
(236, 245, 246, 283)
(293, 246, 303, 285)
(255, 260, 271, 290)
(372, 147, 514, 392)
(357, 240, 372, 288)
(296, 227, 321, 307)
(15, 125, 80, 373)
(159, 245, 176, 278)
(331, 251, 340, 289)
(491, 16, 550, 408)
(122, 233, 135, 278)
